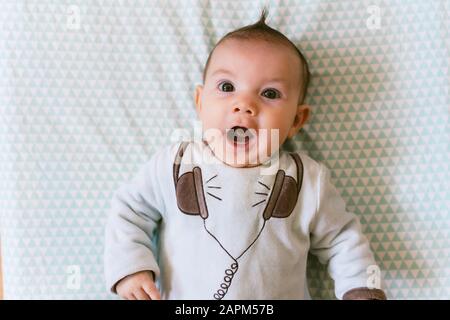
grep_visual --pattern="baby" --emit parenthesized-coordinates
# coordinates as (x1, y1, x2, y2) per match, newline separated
(104, 10, 386, 300)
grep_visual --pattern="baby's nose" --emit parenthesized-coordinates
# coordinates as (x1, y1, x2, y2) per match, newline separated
(232, 98, 257, 116)
(233, 105, 255, 115)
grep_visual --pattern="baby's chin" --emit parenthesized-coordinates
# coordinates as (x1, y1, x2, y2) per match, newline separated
(222, 158, 261, 168)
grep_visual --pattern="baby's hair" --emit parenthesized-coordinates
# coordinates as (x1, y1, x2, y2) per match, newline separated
(202, 8, 310, 105)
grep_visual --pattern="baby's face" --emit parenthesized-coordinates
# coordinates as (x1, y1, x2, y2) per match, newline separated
(195, 38, 309, 167)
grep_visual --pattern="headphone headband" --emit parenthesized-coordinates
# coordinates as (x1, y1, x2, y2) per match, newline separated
(173, 141, 189, 188)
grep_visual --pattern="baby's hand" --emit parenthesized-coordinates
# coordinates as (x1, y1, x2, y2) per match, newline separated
(115, 270, 161, 300)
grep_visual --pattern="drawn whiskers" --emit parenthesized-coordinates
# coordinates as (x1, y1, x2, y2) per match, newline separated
(252, 180, 271, 207)
(251, 199, 266, 207)
(206, 174, 222, 201)
(258, 181, 270, 190)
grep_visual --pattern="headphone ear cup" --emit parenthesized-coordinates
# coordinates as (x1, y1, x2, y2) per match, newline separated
(176, 172, 201, 215)
(271, 176, 298, 218)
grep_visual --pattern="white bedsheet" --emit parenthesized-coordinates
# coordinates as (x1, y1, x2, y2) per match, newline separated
(0, 0, 448, 299)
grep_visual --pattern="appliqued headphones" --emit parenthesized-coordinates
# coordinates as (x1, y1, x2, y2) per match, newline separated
(172, 140, 304, 300)
(173, 141, 304, 220)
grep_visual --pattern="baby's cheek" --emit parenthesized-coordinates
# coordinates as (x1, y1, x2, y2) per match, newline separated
(202, 112, 222, 130)
(203, 127, 223, 144)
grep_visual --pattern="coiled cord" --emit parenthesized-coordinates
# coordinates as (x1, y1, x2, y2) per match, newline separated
(203, 219, 266, 300)
(213, 261, 238, 300)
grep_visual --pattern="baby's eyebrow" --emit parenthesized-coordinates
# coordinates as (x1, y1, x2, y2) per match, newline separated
(211, 69, 288, 85)
(264, 78, 289, 85)
(211, 68, 234, 77)
(211, 69, 289, 84)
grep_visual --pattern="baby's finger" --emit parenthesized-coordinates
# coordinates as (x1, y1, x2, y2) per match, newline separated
(127, 293, 137, 300)
(133, 288, 151, 301)
(143, 282, 161, 300)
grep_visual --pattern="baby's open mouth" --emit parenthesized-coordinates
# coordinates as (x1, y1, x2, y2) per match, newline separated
(226, 126, 255, 146)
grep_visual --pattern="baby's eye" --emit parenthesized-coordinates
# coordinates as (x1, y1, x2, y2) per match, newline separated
(218, 81, 234, 92)
(262, 88, 281, 99)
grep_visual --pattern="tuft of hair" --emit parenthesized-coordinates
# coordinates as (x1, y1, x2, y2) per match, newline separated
(202, 7, 310, 105)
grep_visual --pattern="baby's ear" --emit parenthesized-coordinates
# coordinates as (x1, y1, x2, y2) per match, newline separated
(288, 104, 310, 138)
(194, 85, 203, 114)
